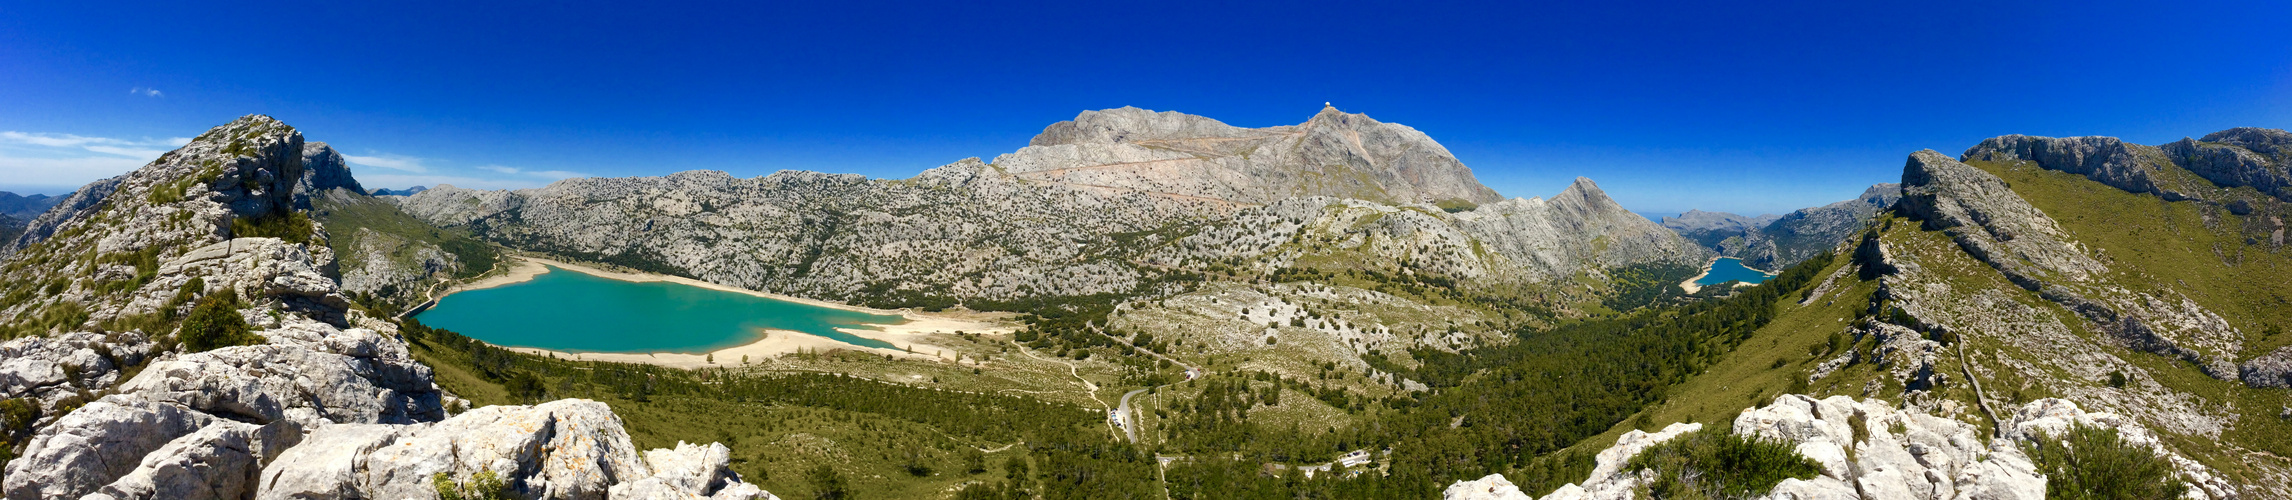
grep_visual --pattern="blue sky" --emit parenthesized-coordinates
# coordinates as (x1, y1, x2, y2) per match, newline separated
(2, 1, 2288, 215)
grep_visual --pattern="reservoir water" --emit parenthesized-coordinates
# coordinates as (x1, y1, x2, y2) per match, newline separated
(1696, 257, 1775, 286)
(416, 265, 905, 353)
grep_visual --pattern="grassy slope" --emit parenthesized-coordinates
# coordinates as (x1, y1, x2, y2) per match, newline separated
(1559, 159, 2292, 492)
(1967, 159, 2292, 475)
(410, 343, 1054, 499)
(1968, 159, 2292, 357)
(313, 191, 500, 305)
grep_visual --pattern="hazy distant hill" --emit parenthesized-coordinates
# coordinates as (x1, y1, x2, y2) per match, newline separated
(1661, 183, 1899, 271)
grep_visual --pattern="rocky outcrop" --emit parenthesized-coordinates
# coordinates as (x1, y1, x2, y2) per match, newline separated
(2160, 127, 2292, 202)
(294, 142, 364, 209)
(1961, 135, 2196, 201)
(0, 115, 322, 328)
(1898, 150, 2104, 288)
(1664, 184, 1899, 271)
(2240, 346, 2292, 389)
(1451, 395, 2227, 500)
(0, 115, 774, 500)
(0, 331, 154, 415)
(1009, 106, 1503, 205)
(255, 400, 771, 500)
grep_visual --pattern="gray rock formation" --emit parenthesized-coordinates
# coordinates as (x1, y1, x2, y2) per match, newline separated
(1962, 135, 2197, 201)
(2162, 127, 2292, 202)
(1008, 106, 1503, 205)
(1962, 127, 2292, 205)
(256, 400, 772, 500)
(1898, 150, 2103, 288)
(2241, 346, 2292, 389)
(1449, 395, 2228, 500)
(294, 142, 364, 209)
(1663, 184, 1898, 271)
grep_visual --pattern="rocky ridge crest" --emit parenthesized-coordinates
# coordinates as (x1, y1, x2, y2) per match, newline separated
(0, 116, 773, 499)
(1003, 106, 1504, 205)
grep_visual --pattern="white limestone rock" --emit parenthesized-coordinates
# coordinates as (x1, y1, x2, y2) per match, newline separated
(257, 400, 772, 500)
(1443, 473, 1531, 500)
(1, 396, 214, 500)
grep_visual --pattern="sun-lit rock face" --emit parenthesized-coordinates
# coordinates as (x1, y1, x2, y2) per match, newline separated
(1007, 106, 1504, 206)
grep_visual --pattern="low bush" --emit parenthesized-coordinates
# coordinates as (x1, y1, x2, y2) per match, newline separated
(2024, 424, 2186, 500)
(179, 289, 261, 352)
(1625, 430, 1822, 499)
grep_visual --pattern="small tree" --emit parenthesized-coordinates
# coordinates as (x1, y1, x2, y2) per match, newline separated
(179, 289, 259, 352)
(2025, 424, 2187, 500)
(807, 464, 850, 500)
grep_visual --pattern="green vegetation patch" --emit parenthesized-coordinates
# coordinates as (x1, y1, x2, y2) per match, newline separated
(2023, 424, 2187, 500)
(1625, 430, 1822, 499)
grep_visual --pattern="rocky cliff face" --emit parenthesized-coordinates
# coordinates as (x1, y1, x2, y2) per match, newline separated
(0, 116, 774, 500)
(1963, 127, 2292, 205)
(1662, 184, 1899, 271)
(1002, 106, 1504, 205)
(294, 142, 364, 209)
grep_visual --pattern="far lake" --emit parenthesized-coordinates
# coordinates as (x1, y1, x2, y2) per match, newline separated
(1696, 257, 1776, 286)
(416, 265, 904, 353)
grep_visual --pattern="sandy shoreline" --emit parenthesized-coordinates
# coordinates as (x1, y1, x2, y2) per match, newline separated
(434, 256, 1014, 369)
(1677, 256, 1772, 294)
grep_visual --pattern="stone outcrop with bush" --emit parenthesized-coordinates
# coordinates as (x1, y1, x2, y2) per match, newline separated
(0, 116, 773, 499)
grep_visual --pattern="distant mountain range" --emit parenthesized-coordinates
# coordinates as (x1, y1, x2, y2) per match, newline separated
(1661, 184, 1901, 271)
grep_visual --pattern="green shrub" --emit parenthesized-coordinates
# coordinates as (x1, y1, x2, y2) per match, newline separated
(431, 470, 512, 500)
(1625, 430, 1823, 499)
(2024, 424, 2186, 500)
(179, 289, 260, 352)
(231, 211, 317, 244)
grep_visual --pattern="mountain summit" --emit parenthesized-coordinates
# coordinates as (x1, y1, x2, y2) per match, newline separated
(997, 106, 1505, 205)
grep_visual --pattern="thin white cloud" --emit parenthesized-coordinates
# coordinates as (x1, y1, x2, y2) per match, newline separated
(524, 170, 587, 180)
(358, 173, 565, 192)
(0, 155, 147, 189)
(341, 153, 429, 173)
(0, 131, 186, 190)
(1, 132, 185, 156)
(475, 164, 590, 180)
(83, 145, 170, 158)
(128, 87, 163, 97)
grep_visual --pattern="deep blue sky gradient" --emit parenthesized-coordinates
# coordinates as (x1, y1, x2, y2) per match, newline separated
(3, 1, 2288, 214)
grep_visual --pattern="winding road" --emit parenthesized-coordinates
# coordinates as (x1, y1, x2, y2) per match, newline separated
(1090, 320, 1200, 444)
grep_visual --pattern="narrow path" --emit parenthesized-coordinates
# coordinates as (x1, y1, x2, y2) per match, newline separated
(1088, 320, 1199, 444)
(1009, 339, 1114, 437)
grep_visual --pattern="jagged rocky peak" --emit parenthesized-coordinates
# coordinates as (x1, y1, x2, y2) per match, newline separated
(997, 105, 1504, 205)
(295, 141, 364, 209)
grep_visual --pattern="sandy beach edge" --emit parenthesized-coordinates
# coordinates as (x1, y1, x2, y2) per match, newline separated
(429, 255, 1014, 369)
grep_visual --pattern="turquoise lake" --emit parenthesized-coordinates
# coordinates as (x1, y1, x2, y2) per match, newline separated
(416, 265, 905, 353)
(1695, 257, 1776, 286)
